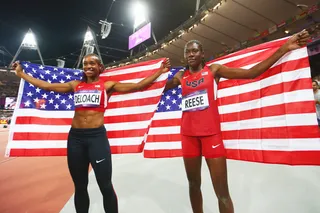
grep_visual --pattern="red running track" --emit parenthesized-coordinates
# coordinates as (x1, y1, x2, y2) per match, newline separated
(0, 129, 74, 213)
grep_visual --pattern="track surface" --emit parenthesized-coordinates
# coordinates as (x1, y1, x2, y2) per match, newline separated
(2, 128, 320, 213)
(0, 130, 74, 213)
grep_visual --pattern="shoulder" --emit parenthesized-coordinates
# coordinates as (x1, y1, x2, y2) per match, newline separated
(208, 64, 226, 77)
(69, 80, 81, 89)
(104, 81, 118, 91)
(208, 64, 222, 73)
(207, 65, 222, 83)
(174, 69, 186, 80)
(70, 80, 81, 85)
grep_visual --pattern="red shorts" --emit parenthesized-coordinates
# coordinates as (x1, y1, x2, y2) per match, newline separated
(181, 133, 226, 159)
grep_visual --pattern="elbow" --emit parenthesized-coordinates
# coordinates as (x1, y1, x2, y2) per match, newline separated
(42, 83, 51, 91)
(248, 66, 269, 79)
(163, 84, 169, 92)
(247, 69, 259, 79)
(41, 82, 55, 91)
(133, 83, 143, 91)
(133, 83, 144, 91)
(136, 81, 151, 91)
(248, 74, 258, 79)
(42, 85, 49, 90)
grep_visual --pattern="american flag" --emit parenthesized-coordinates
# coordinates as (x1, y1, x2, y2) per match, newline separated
(144, 38, 320, 165)
(5, 59, 167, 156)
(5, 38, 320, 165)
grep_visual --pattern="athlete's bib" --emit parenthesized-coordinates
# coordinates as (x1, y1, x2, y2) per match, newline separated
(74, 90, 102, 108)
(182, 89, 209, 112)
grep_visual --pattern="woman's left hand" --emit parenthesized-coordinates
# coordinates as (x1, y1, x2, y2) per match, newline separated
(282, 29, 310, 51)
(159, 58, 171, 73)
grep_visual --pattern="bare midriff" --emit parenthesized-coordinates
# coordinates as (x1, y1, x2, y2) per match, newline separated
(71, 110, 105, 128)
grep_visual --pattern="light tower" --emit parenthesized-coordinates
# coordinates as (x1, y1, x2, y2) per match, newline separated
(76, 26, 103, 69)
(9, 28, 44, 68)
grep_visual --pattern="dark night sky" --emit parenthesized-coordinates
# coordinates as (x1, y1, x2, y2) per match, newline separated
(0, 0, 204, 67)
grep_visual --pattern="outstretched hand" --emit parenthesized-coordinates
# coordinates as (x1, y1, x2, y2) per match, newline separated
(283, 29, 310, 51)
(159, 58, 171, 73)
(11, 61, 24, 77)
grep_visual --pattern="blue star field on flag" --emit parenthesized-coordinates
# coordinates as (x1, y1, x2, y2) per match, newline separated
(19, 62, 185, 112)
(20, 62, 83, 111)
(156, 67, 185, 113)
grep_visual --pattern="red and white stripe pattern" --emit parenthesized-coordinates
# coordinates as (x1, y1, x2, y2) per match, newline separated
(5, 59, 167, 156)
(144, 38, 320, 165)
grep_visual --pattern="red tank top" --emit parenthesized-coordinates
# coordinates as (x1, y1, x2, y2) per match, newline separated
(74, 80, 107, 112)
(180, 66, 221, 136)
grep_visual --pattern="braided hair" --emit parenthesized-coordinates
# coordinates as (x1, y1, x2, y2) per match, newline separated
(184, 40, 206, 70)
(81, 53, 104, 83)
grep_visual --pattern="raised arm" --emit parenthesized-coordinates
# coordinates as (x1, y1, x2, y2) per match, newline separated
(107, 58, 171, 93)
(211, 29, 310, 80)
(164, 69, 184, 92)
(12, 61, 78, 93)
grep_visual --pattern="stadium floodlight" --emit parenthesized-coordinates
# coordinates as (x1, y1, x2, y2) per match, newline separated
(130, 1, 158, 57)
(21, 31, 37, 49)
(133, 2, 147, 29)
(76, 26, 103, 68)
(9, 28, 44, 68)
(84, 31, 94, 43)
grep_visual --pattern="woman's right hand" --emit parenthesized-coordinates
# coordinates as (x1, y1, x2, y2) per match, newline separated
(10, 61, 75, 93)
(11, 61, 24, 77)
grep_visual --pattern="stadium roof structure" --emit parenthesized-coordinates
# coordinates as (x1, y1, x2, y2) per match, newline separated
(105, 0, 320, 69)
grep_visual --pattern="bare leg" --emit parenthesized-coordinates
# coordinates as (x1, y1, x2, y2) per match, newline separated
(183, 157, 203, 213)
(205, 157, 234, 213)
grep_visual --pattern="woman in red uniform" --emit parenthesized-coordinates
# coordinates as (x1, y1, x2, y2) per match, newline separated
(164, 30, 310, 213)
(12, 54, 170, 213)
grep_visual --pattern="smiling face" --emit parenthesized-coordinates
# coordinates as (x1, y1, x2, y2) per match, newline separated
(184, 41, 205, 70)
(82, 54, 103, 78)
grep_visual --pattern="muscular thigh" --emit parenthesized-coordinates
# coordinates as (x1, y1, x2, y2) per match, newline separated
(200, 133, 226, 159)
(181, 135, 202, 157)
(183, 157, 202, 185)
(88, 134, 112, 181)
(67, 132, 89, 184)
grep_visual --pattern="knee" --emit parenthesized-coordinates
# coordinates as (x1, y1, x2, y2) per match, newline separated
(74, 186, 88, 196)
(73, 180, 88, 192)
(217, 194, 231, 205)
(99, 180, 114, 195)
(187, 179, 201, 190)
